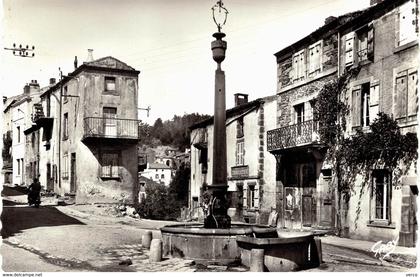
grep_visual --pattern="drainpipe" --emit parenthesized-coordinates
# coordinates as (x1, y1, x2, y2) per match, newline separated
(58, 68, 63, 190)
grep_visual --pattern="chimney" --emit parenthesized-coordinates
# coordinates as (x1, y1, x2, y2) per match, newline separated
(24, 84, 30, 94)
(74, 56, 78, 69)
(370, 0, 384, 5)
(29, 80, 39, 87)
(49, 78, 56, 85)
(87, 49, 94, 62)
(234, 93, 248, 107)
(325, 16, 337, 25)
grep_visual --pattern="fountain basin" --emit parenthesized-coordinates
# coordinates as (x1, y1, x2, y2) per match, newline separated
(160, 223, 277, 265)
(237, 231, 319, 271)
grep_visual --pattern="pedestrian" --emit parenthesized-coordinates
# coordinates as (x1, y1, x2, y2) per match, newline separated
(28, 177, 41, 207)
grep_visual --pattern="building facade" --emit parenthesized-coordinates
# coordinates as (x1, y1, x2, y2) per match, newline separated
(24, 56, 140, 204)
(267, 0, 418, 246)
(338, 0, 418, 246)
(140, 162, 173, 186)
(189, 94, 277, 223)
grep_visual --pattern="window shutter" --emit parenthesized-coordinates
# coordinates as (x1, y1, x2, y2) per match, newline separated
(298, 51, 306, 79)
(352, 86, 362, 127)
(254, 186, 259, 208)
(407, 70, 418, 116)
(292, 54, 299, 81)
(395, 73, 408, 119)
(309, 46, 315, 73)
(370, 84, 380, 122)
(243, 186, 248, 207)
(345, 32, 355, 66)
(304, 101, 313, 121)
(399, 0, 418, 46)
(367, 24, 374, 61)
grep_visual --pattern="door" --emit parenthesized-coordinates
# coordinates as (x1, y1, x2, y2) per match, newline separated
(70, 153, 76, 193)
(103, 107, 117, 136)
(46, 163, 54, 191)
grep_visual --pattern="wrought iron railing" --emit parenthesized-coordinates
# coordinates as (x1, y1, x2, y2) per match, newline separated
(83, 117, 139, 140)
(267, 120, 319, 151)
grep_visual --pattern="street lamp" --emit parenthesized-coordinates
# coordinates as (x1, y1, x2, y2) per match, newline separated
(204, 0, 231, 229)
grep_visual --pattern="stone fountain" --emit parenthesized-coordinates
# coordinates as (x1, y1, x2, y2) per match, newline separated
(160, 0, 321, 271)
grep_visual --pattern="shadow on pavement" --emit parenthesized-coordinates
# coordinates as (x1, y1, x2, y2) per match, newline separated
(2, 186, 28, 197)
(1, 205, 85, 238)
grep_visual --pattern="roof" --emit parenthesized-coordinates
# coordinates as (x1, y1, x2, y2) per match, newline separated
(274, 0, 408, 60)
(40, 56, 140, 98)
(148, 163, 171, 170)
(189, 94, 277, 130)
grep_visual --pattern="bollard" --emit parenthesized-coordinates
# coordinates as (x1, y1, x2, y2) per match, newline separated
(250, 248, 265, 272)
(142, 231, 153, 249)
(149, 239, 163, 262)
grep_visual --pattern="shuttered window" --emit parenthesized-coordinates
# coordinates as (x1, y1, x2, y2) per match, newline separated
(236, 141, 245, 165)
(308, 41, 322, 76)
(369, 83, 380, 122)
(395, 69, 418, 120)
(398, 0, 418, 46)
(292, 50, 306, 81)
(101, 151, 120, 178)
(244, 182, 259, 209)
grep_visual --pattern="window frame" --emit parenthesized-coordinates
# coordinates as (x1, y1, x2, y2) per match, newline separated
(394, 68, 418, 123)
(236, 140, 245, 166)
(370, 169, 392, 223)
(104, 76, 117, 93)
(308, 40, 323, 76)
(396, 0, 419, 47)
(63, 112, 69, 140)
(62, 153, 69, 179)
(100, 150, 121, 179)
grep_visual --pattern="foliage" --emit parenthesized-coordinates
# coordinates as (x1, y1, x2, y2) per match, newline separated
(140, 113, 210, 151)
(314, 68, 418, 231)
(135, 183, 179, 220)
(168, 163, 190, 207)
(2, 131, 12, 160)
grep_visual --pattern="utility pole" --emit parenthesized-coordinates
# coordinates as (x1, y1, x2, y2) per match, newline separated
(58, 68, 63, 190)
(4, 43, 35, 58)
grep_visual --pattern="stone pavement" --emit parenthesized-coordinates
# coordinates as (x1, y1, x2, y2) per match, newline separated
(320, 235, 417, 268)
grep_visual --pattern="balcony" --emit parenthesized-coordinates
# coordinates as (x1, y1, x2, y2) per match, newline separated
(267, 120, 321, 152)
(82, 117, 139, 144)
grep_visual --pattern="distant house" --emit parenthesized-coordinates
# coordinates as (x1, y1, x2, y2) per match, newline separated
(189, 94, 277, 223)
(140, 162, 173, 186)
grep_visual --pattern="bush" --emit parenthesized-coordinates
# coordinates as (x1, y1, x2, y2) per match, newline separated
(135, 183, 179, 220)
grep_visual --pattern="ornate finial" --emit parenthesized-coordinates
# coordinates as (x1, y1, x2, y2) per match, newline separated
(212, 0, 228, 32)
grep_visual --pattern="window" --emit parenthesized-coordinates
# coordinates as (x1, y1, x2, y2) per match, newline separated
(292, 50, 305, 81)
(17, 126, 21, 143)
(397, 0, 418, 47)
(105, 76, 116, 92)
(352, 82, 380, 128)
(155, 174, 159, 179)
(294, 103, 305, 124)
(101, 151, 120, 178)
(394, 69, 418, 122)
(237, 118, 244, 138)
(63, 153, 69, 179)
(199, 148, 208, 174)
(161, 174, 165, 179)
(46, 95, 51, 117)
(63, 85, 68, 103)
(308, 41, 322, 76)
(244, 182, 258, 209)
(63, 113, 68, 140)
(17, 159, 20, 175)
(21, 158, 24, 177)
(236, 141, 244, 165)
(346, 25, 374, 67)
(372, 170, 391, 221)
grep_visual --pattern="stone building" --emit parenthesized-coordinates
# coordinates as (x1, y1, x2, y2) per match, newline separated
(189, 94, 277, 223)
(139, 162, 173, 186)
(267, 0, 417, 246)
(24, 56, 140, 204)
(5, 80, 42, 187)
(338, 0, 418, 246)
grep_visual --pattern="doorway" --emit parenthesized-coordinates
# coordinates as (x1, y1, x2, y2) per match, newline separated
(70, 153, 76, 193)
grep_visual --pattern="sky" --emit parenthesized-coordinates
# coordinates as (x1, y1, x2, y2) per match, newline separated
(1, 0, 371, 125)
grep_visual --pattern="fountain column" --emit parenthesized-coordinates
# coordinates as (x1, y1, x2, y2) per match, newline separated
(204, 1, 231, 229)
